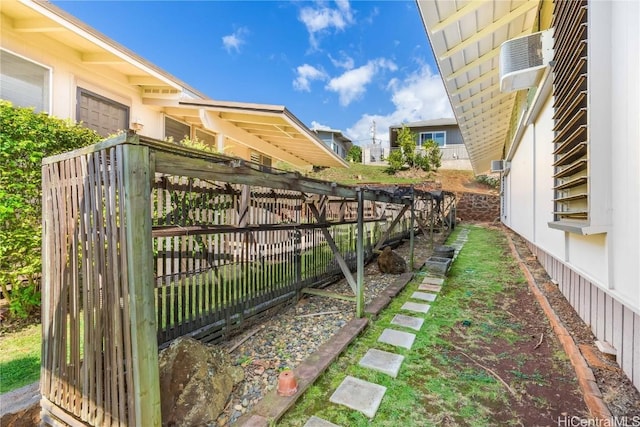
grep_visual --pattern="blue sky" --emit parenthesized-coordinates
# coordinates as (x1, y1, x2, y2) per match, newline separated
(53, 0, 453, 147)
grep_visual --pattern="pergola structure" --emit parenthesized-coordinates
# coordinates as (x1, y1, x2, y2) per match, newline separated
(40, 132, 455, 426)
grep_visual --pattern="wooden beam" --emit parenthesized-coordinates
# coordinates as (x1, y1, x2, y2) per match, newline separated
(429, 1, 487, 34)
(356, 189, 365, 318)
(200, 110, 309, 167)
(121, 142, 161, 427)
(128, 76, 167, 86)
(82, 52, 125, 64)
(301, 288, 355, 302)
(373, 204, 410, 252)
(451, 69, 499, 97)
(12, 17, 65, 32)
(445, 47, 500, 82)
(308, 203, 357, 294)
(439, 1, 539, 61)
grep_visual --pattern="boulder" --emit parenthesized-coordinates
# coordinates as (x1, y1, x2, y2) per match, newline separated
(377, 246, 407, 274)
(159, 337, 244, 427)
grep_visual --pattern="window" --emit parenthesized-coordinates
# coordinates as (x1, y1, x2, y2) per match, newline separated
(77, 88, 129, 137)
(164, 116, 191, 142)
(0, 49, 50, 112)
(250, 151, 272, 172)
(419, 131, 446, 147)
(551, 0, 588, 222)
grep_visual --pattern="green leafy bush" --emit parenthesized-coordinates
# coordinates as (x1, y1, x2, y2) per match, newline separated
(387, 125, 442, 174)
(346, 145, 362, 163)
(0, 100, 100, 318)
(475, 174, 500, 189)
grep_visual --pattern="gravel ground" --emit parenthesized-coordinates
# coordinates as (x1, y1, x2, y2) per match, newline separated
(215, 232, 446, 426)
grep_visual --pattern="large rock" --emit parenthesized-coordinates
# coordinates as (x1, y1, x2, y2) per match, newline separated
(377, 246, 407, 274)
(159, 337, 244, 427)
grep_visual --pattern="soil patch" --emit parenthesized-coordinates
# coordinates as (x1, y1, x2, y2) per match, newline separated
(506, 227, 640, 418)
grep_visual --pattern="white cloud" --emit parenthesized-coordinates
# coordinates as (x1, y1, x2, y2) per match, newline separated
(325, 58, 397, 106)
(310, 121, 332, 130)
(293, 64, 328, 92)
(328, 52, 354, 70)
(222, 27, 248, 53)
(299, 1, 354, 49)
(346, 64, 453, 148)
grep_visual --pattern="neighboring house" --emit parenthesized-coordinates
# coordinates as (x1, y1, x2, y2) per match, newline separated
(311, 127, 353, 160)
(0, 0, 347, 169)
(418, 0, 639, 392)
(389, 118, 472, 170)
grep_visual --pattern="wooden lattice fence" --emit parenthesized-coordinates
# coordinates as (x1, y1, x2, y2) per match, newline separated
(40, 133, 454, 426)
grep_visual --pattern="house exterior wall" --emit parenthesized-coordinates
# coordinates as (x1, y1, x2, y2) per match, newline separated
(503, 0, 640, 390)
(389, 123, 464, 148)
(1, 16, 170, 139)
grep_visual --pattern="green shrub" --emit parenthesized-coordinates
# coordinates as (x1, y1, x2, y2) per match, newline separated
(0, 100, 100, 318)
(386, 125, 441, 174)
(475, 174, 500, 189)
(346, 145, 362, 163)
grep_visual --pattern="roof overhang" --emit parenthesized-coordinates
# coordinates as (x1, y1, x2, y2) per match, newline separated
(166, 100, 349, 168)
(2, 0, 206, 99)
(416, 0, 541, 173)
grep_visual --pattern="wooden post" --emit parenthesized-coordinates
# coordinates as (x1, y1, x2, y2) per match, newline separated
(356, 188, 364, 318)
(409, 187, 415, 271)
(122, 142, 161, 427)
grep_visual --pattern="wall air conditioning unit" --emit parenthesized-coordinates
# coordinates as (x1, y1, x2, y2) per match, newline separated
(499, 29, 554, 93)
(490, 160, 504, 173)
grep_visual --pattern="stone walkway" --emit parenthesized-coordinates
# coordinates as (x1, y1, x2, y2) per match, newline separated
(307, 228, 469, 426)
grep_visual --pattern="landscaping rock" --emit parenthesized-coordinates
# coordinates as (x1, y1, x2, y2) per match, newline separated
(159, 337, 244, 427)
(377, 247, 406, 274)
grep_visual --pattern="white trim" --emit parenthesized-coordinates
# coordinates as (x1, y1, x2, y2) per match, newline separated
(419, 130, 447, 147)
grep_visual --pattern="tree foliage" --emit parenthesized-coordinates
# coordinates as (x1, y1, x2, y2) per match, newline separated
(346, 145, 362, 163)
(387, 125, 442, 174)
(0, 101, 100, 317)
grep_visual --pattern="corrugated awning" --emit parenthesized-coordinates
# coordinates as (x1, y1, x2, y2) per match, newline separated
(417, 0, 540, 173)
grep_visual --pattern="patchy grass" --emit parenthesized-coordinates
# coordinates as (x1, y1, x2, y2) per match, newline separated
(278, 226, 531, 426)
(0, 323, 41, 393)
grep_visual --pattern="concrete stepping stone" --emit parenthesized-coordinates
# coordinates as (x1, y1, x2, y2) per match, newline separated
(329, 376, 386, 418)
(391, 314, 424, 331)
(401, 301, 431, 314)
(421, 277, 444, 286)
(418, 283, 441, 292)
(411, 291, 436, 302)
(378, 328, 416, 349)
(304, 416, 341, 427)
(359, 348, 404, 378)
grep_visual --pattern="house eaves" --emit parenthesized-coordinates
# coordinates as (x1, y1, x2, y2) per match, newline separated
(4, 0, 207, 99)
(177, 100, 349, 168)
(416, 0, 540, 174)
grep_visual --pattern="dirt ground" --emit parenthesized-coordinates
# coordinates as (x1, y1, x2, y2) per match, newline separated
(507, 227, 640, 419)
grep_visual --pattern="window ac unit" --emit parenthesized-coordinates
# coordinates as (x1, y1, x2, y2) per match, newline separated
(499, 29, 554, 93)
(490, 160, 504, 173)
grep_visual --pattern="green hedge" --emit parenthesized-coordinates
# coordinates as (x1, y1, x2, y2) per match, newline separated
(0, 100, 100, 317)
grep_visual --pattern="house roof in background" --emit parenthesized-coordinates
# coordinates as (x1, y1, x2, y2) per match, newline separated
(4, 1, 347, 168)
(389, 117, 458, 129)
(2, 0, 208, 99)
(416, 0, 539, 173)
(175, 99, 349, 168)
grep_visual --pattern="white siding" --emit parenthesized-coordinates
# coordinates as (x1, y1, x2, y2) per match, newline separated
(507, 127, 534, 241)
(609, 0, 640, 307)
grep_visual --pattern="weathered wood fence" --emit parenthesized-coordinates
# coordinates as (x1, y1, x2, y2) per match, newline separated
(40, 133, 455, 426)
